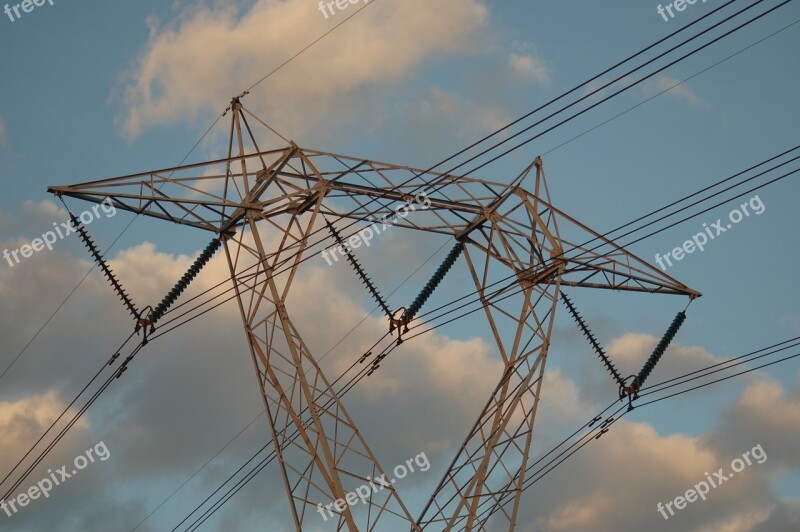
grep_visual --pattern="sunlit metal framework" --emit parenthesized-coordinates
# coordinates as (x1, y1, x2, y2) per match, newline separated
(49, 99, 699, 531)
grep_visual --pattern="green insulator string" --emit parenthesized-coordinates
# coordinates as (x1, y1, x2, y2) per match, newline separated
(635, 311, 687, 387)
(404, 243, 463, 324)
(150, 238, 222, 326)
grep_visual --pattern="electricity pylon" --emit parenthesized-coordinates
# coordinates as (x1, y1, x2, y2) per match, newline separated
(49, 97, 699, 531)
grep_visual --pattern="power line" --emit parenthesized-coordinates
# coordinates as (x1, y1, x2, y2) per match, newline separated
(542, 18, 800, 157)
(454, 0, 791, 178)
(225, 0, 792, 291)
(152, 149, 797, 521)
(164, 146, 799, 529)
(1, 339, 147, 501)
(1, 0, 380, 384)
(382, 0, 745, 192)
(18, 0, 791, 523)
(139, 2, 798, 525)
(0, 114, 225, 384)
(244, 0, 377, 93)
(473, 336, 800, 525)
(130, 242, 452, 530)
(639, 336, 800, 395)
(0, 332, 138, 492)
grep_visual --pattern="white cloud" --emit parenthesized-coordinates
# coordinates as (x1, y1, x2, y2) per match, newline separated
(515, 371, 800, 532)
(643, 75, 709, 108)
(0, 392, 89, 476)
(2, 203, 798, 530)
(584, 74, 708, 110)
(119, 0, 489, 141)
(607, 332, 722, 385)
(21, 199, 65, 219)
(583, 75, 637, 100)
(697, 505, 774, 532)
(509, 53, 549, 84)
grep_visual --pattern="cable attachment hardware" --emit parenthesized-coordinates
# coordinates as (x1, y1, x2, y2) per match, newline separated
(325, 219, 392, 319)
(389, 308, 408, 344)
(115, 354, 135, 379)
(587, 415, 603, 428)
(619, 375, 641, 412)
(367, 351, 389, 376)
(149, 238, 223, 331)
(68, 211, 140, 320)
(134, 305, 155, 344)
(594, 416, 617, 439)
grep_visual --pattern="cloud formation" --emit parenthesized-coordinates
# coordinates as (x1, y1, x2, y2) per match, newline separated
(1, 204, 797, 531)
(643, 74, 709, 108)
(509, 53, 550, 84)
(120, 0, 489, 141)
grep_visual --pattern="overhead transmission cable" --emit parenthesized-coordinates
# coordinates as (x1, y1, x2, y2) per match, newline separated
(160, 143, 800, 346)
(137, 145, 799, 529)
(0, 0, 379, 384)
(17, 0, 789, 522)
(226, 0, 791, 290)
(440, 0, 791, 179)
(150, 0, 790, 336)
(156, 5, 800, 524)
(192, 334, 800, 531)
(470, 337, 800, 526)
(541, 17, 800, 157)
(0, 337, 147, 501)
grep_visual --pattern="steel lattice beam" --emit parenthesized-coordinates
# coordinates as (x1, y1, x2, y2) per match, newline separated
(48, 98, 699, 531)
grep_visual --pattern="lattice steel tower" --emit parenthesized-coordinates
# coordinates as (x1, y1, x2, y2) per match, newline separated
(49, 98, 699, 531)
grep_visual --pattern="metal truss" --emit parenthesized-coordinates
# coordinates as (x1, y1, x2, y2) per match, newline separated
(49, 98, 699, 531)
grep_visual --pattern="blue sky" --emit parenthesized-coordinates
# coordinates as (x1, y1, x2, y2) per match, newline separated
(1, 0, 799, 530)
